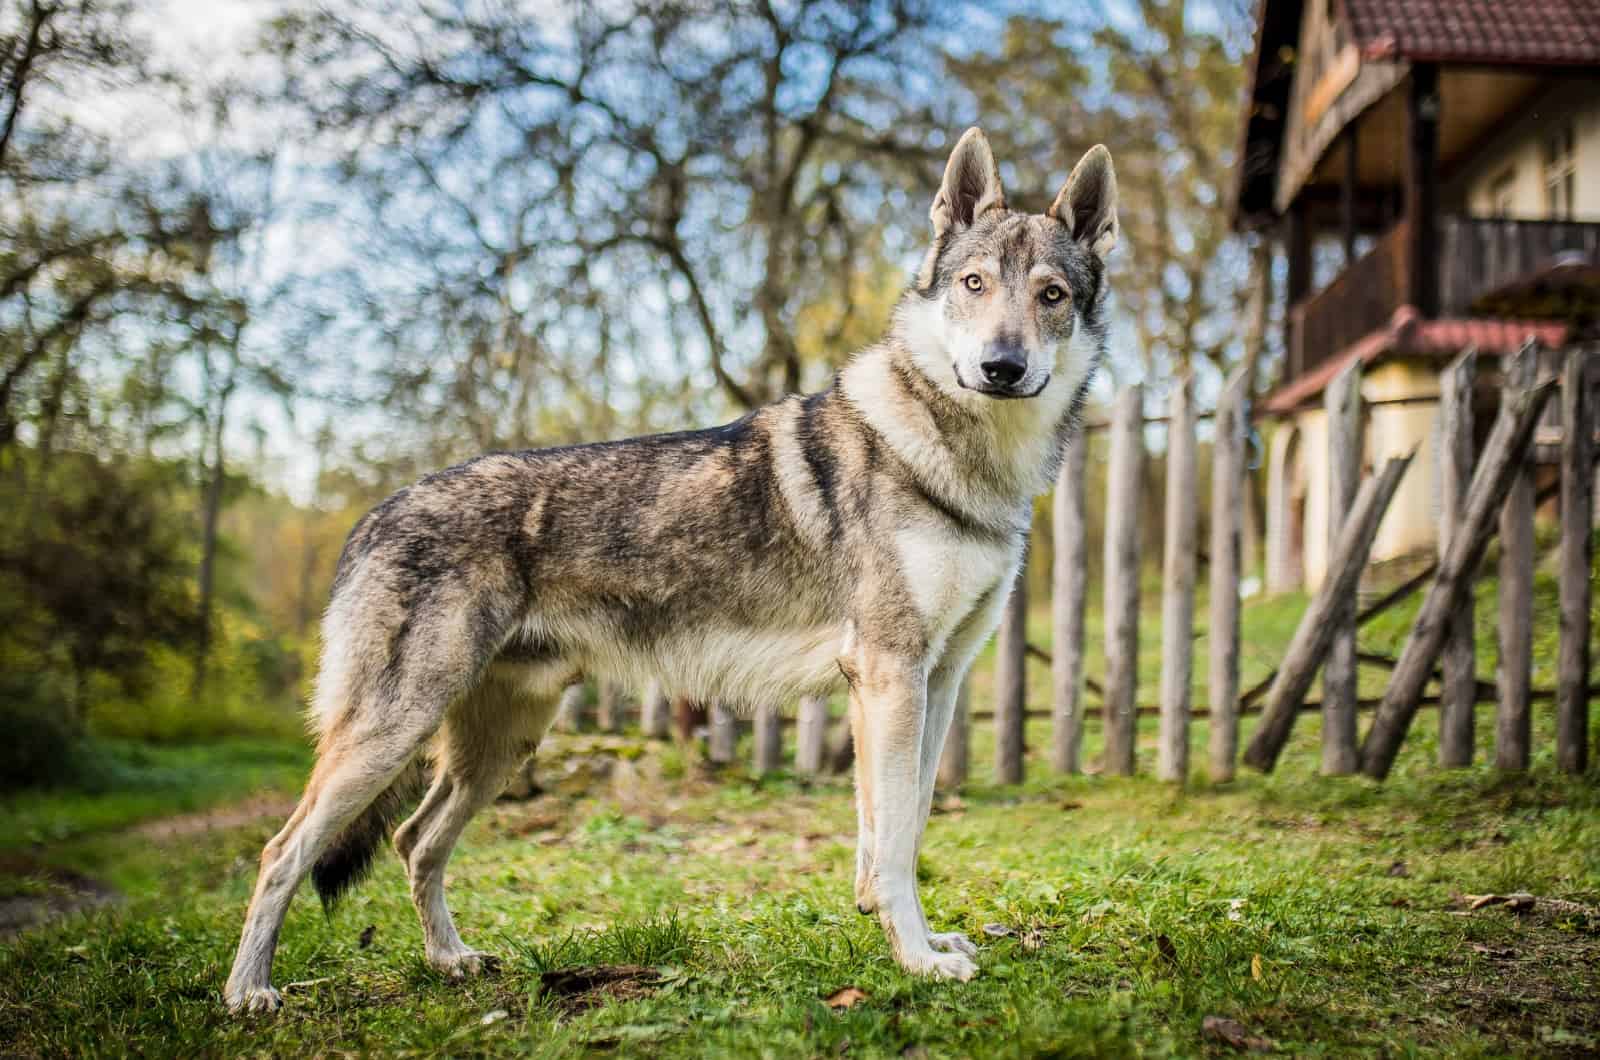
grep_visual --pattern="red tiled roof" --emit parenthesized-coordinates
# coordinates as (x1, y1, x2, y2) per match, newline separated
(1261, 307, 1570, 415)
(1344, 0, 1600, 66)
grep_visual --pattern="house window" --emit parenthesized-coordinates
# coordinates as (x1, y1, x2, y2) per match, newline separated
(1543, 124, 1577, 219)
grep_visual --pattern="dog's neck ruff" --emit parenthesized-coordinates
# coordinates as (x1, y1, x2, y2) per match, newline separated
(837, 343, 1072, 538)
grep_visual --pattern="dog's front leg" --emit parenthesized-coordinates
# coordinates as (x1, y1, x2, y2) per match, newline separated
(850, 649, 977, 981)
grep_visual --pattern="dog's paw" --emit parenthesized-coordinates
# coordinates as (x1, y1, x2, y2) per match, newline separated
(928, 931, 979, 958)
(225, 984, 282, 1015)
(925, 951, 979, 982)
(430, 950, 501, 980)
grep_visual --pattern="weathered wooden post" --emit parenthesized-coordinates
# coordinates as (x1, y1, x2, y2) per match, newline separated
(1052, 430, 1089, 774)
(994, 562, 1028, 785)
(1103, 385, 1144, 776)
(1557, 347, 1595, 774)
(1496, 343, 1537, 771)
(640, 681, 671, 740)
(938, 679, 970, 789)
(1243, 452, 1414, 771)
(1158, 375, 1197, 783)
(1208, 370, 1247, 781)
(752, 704, 783, 774)
(554, 683, 586, 733)
(1437, 349, 1477, 767)
(595, 681, 624, 733)
(794, 695, 829, 775)
(708, 704, 738, 765)
(1322, 360, 1362, 775)
(1361, 375, 1559, 779)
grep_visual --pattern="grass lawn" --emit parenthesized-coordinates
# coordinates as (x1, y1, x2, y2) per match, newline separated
(2, 540, 1596, 1057)
(2, 701, 1598, 1058)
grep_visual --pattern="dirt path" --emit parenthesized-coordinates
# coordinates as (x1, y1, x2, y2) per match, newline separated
(1, 793, 297, 938)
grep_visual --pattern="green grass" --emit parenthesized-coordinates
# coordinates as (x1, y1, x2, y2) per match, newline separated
(2, 538, 1596, 1057)
(2, 704, 1598, 1058)
(0, 739, 311, 859)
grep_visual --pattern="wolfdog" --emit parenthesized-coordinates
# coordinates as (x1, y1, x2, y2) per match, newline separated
(225, 128, 1116, 1013)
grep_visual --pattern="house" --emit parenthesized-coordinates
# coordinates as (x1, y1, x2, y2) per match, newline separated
(1233, 0, 1600, 591)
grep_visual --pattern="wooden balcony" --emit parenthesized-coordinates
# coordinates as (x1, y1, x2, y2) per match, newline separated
(1287, 215, 1600, 380)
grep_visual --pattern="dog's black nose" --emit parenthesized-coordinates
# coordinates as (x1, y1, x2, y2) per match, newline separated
(980, 346, 1027, 387)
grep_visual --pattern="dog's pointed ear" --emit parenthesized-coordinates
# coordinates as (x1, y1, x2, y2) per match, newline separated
(930, 127, 1006, 237)
(1049, 145, 1118, 259)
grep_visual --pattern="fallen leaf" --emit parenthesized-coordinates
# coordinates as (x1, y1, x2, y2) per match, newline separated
(1155, 934, 1177, 964)
(1250, 953, 1263, 982)
(64, 944, 89, 963)
(825, 986, 869, 1010)
(1202, 1015, 1276, 1052)
(1058, 800, 1083, 812)
(1470, 943, 1516, 959)
(1467, 892, 1536, 912)
(1021, 928, 1046, 952)
(358, 924, 377, 949)
(1386, 860, 1409, 878)
(480, 1009, 509, 1026)
(982, 923, 1015, 938)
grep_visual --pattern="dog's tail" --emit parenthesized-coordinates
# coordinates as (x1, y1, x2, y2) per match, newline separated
(311, 757, 428, 912)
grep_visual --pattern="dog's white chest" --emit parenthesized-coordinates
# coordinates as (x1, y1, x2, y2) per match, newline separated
(894, 524, 1017, 650)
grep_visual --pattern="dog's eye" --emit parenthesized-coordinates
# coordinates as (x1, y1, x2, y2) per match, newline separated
(1040, 284, 1066, 305)
(962, 274, 983, 293)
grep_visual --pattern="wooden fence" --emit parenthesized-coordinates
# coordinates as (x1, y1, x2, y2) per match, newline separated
(554, 343, 1597, 783)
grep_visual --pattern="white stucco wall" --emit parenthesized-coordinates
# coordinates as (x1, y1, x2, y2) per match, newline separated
(1455, 83, 1600, 221)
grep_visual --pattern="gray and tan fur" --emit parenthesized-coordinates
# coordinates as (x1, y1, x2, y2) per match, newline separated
(225, 128, 1117, 1013)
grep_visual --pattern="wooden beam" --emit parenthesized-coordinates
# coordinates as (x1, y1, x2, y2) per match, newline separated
(1557, 346, 1596, 774)
(1052, 430, 1089, 774)
(752, 703, 782, 775)
(1208, 371, 1248, 782)
(640, 680, 671, 740)
(1361, 374, 1559, 780)
(938, 680, 970, 790)
(1103, 386, 1145, 776)
(1341, 125, 1359, 265)
(794, 695, 829, 775)
(1158, 375, 1198, 784)
(1285, 205, 1314, 376)
(1437, 349, 1478, 767)
(1496, 344, 1537, 771)
(993, 562, 1028, 785)
(1322, 360, 1363, 775)
(1242, 452, 1415, 773)
(1404, 64, 1440, 316)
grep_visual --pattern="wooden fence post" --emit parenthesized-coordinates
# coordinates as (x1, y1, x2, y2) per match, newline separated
(640, 681, 671, 739)
(1361, 375, 1559, 779)
(554, 683, 586, 733)
(708, 704, 738, 765)
(938, 679, 970, 789)
(1557, 347, 1595, 774)
(1052, 431, 1089, 774)
(1437, 349, 1477, 767)
(1158, 375, 1197, 783)
(994, 561, 1028, 785)
(1496, 343, 1537, 771)
(794, 695, 829, 775)
(1208, 370, 1247, 782)
(1103, 385, 1144, 776)
(753, 704, 783, 775)
(1242, 452, 1414, 772)
(1322, 360, 1362, 774)
(596, 681, 624, 733)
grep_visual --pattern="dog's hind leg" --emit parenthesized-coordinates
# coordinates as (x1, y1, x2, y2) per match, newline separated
(394, 668, 561, 978)
(225, 583, 514, 1015)
(224, 702, 442, 1014)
